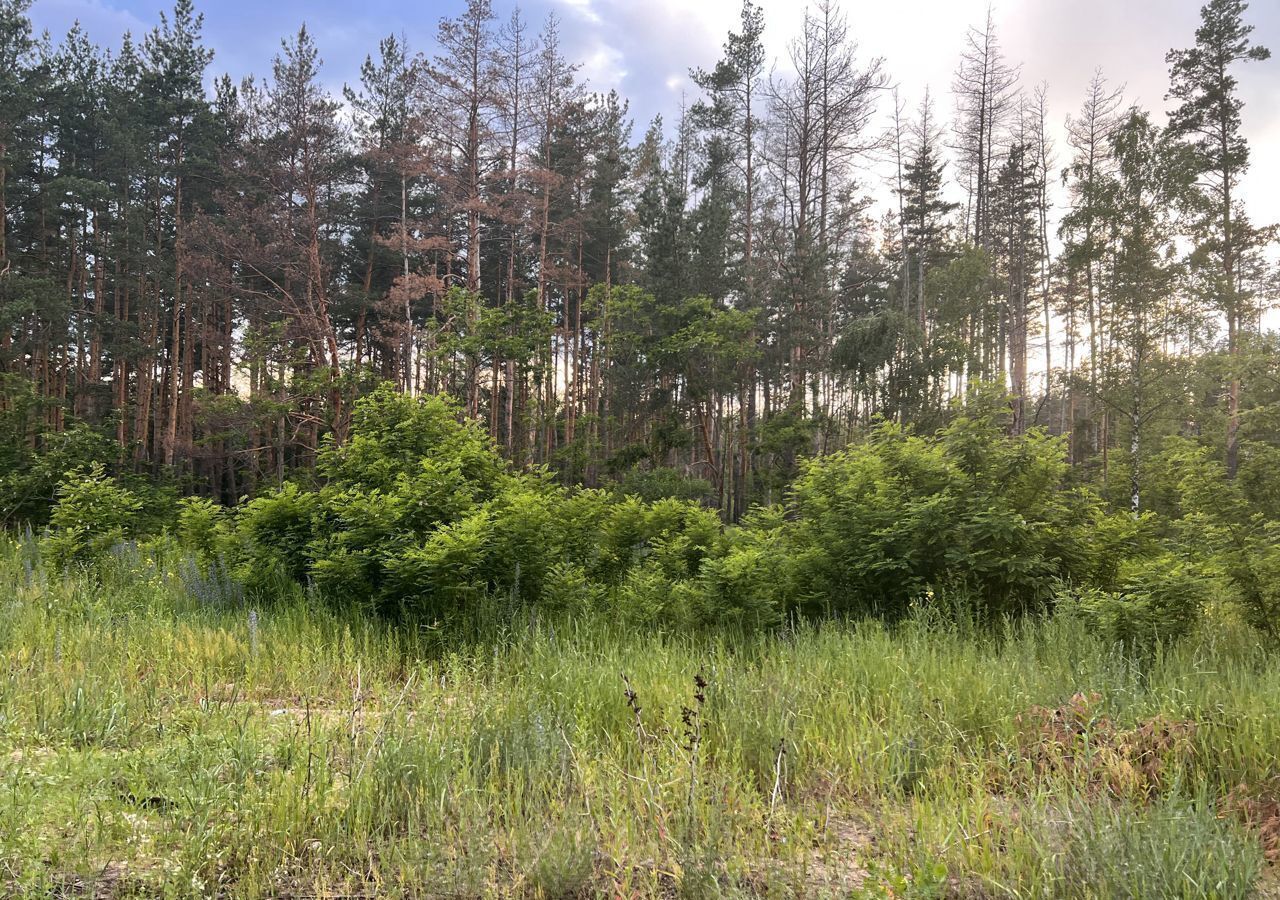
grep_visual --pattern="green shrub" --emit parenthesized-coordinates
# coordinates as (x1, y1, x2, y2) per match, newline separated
(383, 510, 494, 619)
(41, 464, 144, 570)
(307, 488, 410, 612)
(1238, 442, 1280, 521)
(689, 545, 786, 629)
(0, 418, 120, 528)
(541, 562, 605, 615)
(318, 384, 506, 496)
(783, 397, 1111, 620)
(614, 466, 715, 505)
(176, 497, 231, 566)
(1059, 554, 1210, 649)
(594, 496, 722, 584)
(1157, 442, 1280, 642)
(684, 506, 801, 628)
(295, 386, 527, 617)
(150, 384, 1239, 637)
(232, 482, 319, 598)
(608, 559, 685, 625)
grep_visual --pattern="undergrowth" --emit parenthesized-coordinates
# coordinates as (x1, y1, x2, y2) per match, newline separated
(0, 539, 1276, 897)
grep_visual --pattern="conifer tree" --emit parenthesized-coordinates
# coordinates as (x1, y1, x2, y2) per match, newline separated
(1166, 0, 1271, 476)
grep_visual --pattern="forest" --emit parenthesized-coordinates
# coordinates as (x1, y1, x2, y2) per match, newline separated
(0, 0, 1272, 520)
(2, 0, 1280, 895)
(1, 0, 1277, 634)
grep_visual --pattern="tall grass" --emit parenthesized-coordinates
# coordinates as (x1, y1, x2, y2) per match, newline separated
(0, 537, 1275, 897)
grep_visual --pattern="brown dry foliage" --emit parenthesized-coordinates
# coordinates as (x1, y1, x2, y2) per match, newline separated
(1221, 778, 1280, 863)
(1011, 692, 1196, 799)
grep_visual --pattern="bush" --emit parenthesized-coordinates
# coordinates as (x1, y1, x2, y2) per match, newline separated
(166, 384, 1233, 637)
(608, 559, 685, 625)
(684, 506, 801, 628)
(305, 488, 410, 611)
(1155, 441, 1280, 642)
(231, 483, 319, 598)
(318, 384, 506, 496)
(0, 419, 120, 527)
(383, 510, 495, 620)
(614, 466, 715, 505)
(782, 397, 1112, 620)
(42, 464, 144, 570)
(541, 562, 605, 615)
(206, 386, 749, 627)
(176, 497, 231, 567)
(1058, 554, 1210, 649)
(594, 496, 722, 584)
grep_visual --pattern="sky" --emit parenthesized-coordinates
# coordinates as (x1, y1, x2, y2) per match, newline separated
(26, 0, 1280, 233)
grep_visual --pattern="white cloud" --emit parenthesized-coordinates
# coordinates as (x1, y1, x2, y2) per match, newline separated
(579, 40, 626, 91)
(28, 0, 147, 42)
(555, 0, 603, 25)
(554, 0, 1279, 238)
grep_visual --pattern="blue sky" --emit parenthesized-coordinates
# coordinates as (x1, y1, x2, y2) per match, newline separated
(26, 0, 1280, 231)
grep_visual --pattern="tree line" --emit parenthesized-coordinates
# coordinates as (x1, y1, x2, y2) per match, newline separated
(0, 0, 1275, 522)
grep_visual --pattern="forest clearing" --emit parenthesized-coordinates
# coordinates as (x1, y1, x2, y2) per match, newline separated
(2, 0, 1279, 894)
(3, 540, 1279, 898)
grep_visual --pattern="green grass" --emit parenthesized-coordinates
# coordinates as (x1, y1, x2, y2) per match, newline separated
(1, 539, 1277, 898)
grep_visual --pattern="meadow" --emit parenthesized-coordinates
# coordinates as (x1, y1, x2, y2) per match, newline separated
(2, 538, 1278, 899)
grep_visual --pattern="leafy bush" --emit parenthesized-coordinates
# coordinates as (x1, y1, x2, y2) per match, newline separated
(197, 387, 751, 627)
(231, 483, 319, 598)
(383, 510, 495, 619)
(541, 562, 605, 615)
(170, 384, 1233, 637)
(176, 497, 231, 566)
(0, 379, 179, 531)
(306, 488, 412, 612)
(318, 384, 506, 496)
(42, 464, 144, 570)
(1238, 443, 1280, 521)
(689, 543, 787, 629)
(0, 417, 120, 527)
(1155, 441, 1280, 642)
(608, 559, 685, 625)
(683, 506, 802, 628)
(614, 466, 715, 505)
(782, 396, 1111, 620)
(1058, 554, 1210, 649)
(1216, 526, 1280, 642)
(593, 496, 722, 584)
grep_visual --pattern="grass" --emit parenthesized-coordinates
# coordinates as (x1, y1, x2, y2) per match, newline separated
(1, 538, 1277, 898)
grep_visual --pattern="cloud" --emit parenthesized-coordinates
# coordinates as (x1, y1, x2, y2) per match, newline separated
(555, 0, 603, 25)
(578, 40, 627, 92)
(28, 0, 148, 43)
(26, 0, 1280, 233)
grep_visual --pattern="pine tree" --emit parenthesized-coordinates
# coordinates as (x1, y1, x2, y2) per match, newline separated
(990, 141, 1040, 433)
(0, 0, 36, 278)
(951, 6, 1019, 252)
(1166, 0, 1270, 477)
(346, 34, 434, 390)
(430, 0, 497, 300)
(140, 0, 218, 468)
